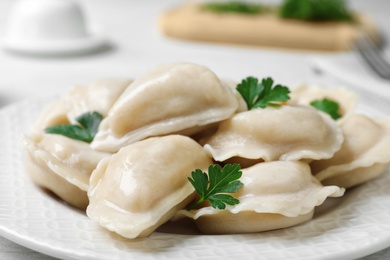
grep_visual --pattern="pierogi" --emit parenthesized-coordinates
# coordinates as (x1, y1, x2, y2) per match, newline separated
(91, 63, 239, 152)
(30, 100, 70, 135)
(311, 114, 390, 188)
(175, 161, 344, 234)
(87, 135, 213, 239)
(23, 134, 109, 209)
(203, 105, 344, 163)
(30, 78, 132, 135)
(64, 78, 132, 122)
(21, 62, 390, 240)
(289, 84, 357, 121)
(22, 79, 130, 209)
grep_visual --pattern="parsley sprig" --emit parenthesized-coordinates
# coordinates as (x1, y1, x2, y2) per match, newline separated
(45, 111, 103, 143)
(202, 2, 263, 15)
(236, 76, 290, 110)
(310, 98, 342, 120)
(279, 0, 353, 21)
(201, 0, 353, 22)
(187, 164, 243, 211)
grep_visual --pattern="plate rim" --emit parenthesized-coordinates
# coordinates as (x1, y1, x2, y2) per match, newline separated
(1, 92, 390, 260)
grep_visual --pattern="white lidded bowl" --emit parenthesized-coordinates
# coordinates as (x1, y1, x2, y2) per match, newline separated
(2, 0, 107, 55)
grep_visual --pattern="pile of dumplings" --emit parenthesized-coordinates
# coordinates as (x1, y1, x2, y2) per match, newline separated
(23, 62, 390, 239)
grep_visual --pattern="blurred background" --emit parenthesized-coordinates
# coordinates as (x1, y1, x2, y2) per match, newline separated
(0, 0, 389, 107)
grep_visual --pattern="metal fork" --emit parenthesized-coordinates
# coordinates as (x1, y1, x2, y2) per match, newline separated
(353, 34, 390, 80)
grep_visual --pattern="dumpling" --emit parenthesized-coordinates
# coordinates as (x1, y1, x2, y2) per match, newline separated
(203, 105, 343, 163)
(24, 151, 89, 210)
(91, 63, 239, 152)
(30, 100, 70, 135)
(87, 135, 213, 239)
(64, 78, 132, 122)
(174, 161, 344, 234)
(221, 78, 247, 113)
(23, 134, 109, 209)
(289, 84, 357, 121)
(22, 79, 129, 208)
(311, 114, 390, 188)
(31, 78, 131, 133)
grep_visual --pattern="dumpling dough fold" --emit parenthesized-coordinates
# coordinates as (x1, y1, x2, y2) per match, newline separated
(23, 134, 109, 209)
(312, 114, 390, 188)
(204, 105, 343, 162)
(64, 78, 132, 122)
(23, 93, 111, 209)
(87, 135, 213, 239)
(175, 161, 344, 234)
(91, 63, 239, 152)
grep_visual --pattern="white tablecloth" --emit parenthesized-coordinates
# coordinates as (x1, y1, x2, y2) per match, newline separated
(1, 0, 390, 259)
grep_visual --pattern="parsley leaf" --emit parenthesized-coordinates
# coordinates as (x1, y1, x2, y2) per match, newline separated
(187, 164, 243, 211)
(279, 0, 353, 21)
(45, 111, 103, 143)
(236, 76, 290, 110)
(202, 1, 263, 15)
(310, 98, 342, 120)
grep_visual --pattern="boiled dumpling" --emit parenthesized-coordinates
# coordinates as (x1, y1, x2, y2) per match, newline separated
(24, 151, 90, 210)
(30, 78, 131, 134)
(22, 79, 129, 207)
(221, 79, 247, 113)
(174, 161, 344, 234)
(311, 114, 390, 188)
(23, 134, 109, 209)
(30, 100, 70, 135)
(64, 78, 132, 122)
(91, 63, 239, 152)
(190, 78, 246, 144)
(290, 84, 357, 121)
(203, 105, 343, 163)
(87, 135, 213, 239)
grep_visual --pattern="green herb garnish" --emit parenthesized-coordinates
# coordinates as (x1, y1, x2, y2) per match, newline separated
(187, 164, 243, 211)
(279, 0, 353, 21)
(45, 111, 103, 143)
(201, 0, 353, 21)
(236, 76, 290, 110)
(310, 98, 342, 120)
(202, 1, 263, 15)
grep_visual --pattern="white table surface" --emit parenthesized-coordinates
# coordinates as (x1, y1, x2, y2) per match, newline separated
(0, 0, 390, 259)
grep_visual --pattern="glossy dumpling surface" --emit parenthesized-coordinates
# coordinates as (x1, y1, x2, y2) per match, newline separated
(312, 114, 390, 188)
(87, 135, 213, 239)
(204, 105, 343, 162)
(221, 78, 247, 113)
(23, 134, 109, 209)
(30, 78, 131, 133)
(64, 78, 132, 122)
(91, 63, 238, 152)
(30, 100, 70, 135)
(175, 161, 344, 234)
(24, 152, 90, 210)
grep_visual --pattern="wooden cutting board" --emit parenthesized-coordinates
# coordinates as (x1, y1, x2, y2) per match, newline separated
(158, 3, 379, 52)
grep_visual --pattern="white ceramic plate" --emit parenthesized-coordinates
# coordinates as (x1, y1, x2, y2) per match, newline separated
(1, 93, 390, 260)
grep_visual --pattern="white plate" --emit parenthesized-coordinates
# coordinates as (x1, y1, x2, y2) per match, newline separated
(1, 92, 390, 260)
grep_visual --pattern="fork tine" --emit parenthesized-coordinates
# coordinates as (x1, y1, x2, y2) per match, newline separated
(354, 35, 390, 80)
